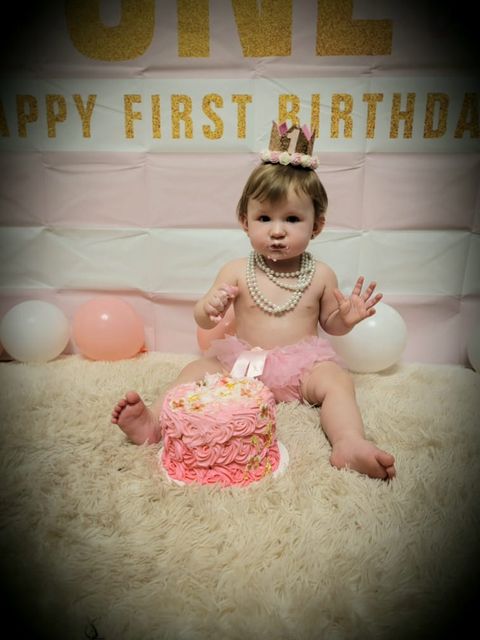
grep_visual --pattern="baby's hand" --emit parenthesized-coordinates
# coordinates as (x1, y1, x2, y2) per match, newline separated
(204, 283, 238, 323)
(333, 276, 382, 328)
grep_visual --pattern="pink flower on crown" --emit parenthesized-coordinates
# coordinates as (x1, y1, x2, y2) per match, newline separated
(290, 153, 302, 165)
(269, 150, 280, 163)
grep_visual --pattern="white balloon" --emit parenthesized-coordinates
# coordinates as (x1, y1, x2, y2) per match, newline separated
(466, 325, 480, 373)
(329, 302, 407, 373)
(0, 301, 70, 363)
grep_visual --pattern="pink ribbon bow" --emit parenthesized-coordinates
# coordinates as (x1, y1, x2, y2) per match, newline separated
(230, 347, 267, 378)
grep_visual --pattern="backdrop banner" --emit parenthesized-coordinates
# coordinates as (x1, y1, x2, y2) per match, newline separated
(0, 0, 478, 364)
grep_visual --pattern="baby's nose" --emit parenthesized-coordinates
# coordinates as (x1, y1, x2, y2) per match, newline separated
(270, 222, 286, 237)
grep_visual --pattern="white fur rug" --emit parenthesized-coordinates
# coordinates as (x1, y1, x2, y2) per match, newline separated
(0, 353, 479, 640)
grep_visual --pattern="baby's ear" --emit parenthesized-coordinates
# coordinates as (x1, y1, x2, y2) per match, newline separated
(312, 215, 325, 238)
(240, 216, 249, 232)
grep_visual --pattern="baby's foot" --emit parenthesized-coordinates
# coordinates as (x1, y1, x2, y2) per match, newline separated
(330, 436, 396, 480)
(111, 391, 161, 445)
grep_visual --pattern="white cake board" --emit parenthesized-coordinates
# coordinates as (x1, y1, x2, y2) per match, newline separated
(159, 441, 289, 487)
(274, 441, 289, 477)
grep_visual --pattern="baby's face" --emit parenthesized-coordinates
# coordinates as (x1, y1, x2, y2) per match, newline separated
(242, 185, 321, 263)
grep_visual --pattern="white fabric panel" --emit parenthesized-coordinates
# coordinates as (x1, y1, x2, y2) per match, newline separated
(0, 227, 154, 291)
(1, 227, 477, 299)
(148, 229, 251, 294)
(0, 227, 248, 293)
(464, 233, 480, 296)
(310, 231, 363, 285)
(357, 230, 472, 296)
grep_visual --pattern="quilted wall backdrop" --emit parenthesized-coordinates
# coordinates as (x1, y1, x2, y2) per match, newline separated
(0, 0, 478, 364)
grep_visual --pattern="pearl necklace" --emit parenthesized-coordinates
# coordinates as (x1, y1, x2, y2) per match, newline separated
(246, 251, 315, 315)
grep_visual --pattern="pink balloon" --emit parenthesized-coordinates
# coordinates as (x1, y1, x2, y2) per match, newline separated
(72, 297, 145, 361)
(197, 305, 236, 352)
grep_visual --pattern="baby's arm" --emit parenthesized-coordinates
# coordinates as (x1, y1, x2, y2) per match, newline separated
(320, 270, 382, 336)
(194, 261, 240, 329)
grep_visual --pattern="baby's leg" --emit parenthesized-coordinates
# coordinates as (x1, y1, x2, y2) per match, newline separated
(111, 356, 224, 445)
(301, 362, 395, 480)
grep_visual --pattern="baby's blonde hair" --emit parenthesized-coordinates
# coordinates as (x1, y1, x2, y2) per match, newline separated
(237, 163, 328, 222)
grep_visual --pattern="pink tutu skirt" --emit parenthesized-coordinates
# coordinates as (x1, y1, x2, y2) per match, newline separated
(207, 335, 343, 403)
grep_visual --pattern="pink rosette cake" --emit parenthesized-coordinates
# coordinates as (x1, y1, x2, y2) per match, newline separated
(159, 373, 287, 487)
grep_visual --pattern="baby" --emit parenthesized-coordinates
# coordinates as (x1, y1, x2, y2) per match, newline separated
(112, 126, 395, 480)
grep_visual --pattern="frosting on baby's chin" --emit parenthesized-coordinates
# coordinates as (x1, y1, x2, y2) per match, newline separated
(265, 245, 290, 262)
(159, 374, 280, 487)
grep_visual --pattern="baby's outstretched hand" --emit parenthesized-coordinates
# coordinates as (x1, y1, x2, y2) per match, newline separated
(204, 283, 238, 323)
(333, 277, 382, 328)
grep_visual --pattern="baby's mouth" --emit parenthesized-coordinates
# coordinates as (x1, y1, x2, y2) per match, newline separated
(269, 242, 288, 251)
(266, 243, 288, 261)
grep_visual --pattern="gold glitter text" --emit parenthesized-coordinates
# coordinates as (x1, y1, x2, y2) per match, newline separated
(316, 0, 392, 56)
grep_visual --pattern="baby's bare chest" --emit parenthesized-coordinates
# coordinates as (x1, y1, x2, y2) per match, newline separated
(233, 271, 322, 347)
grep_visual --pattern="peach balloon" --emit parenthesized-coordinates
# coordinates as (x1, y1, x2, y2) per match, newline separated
(72, 297, 145, 361)
(197, 305, 236, 352)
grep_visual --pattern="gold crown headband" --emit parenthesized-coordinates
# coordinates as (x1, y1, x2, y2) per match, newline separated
(260, 121, 319, 169)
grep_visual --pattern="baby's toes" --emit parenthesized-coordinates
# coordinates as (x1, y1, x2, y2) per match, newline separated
(125, 391, 141, 405)
(376, 449, 395, 468)
(385, 464, 396, 480)
(111, 398, 127, 420)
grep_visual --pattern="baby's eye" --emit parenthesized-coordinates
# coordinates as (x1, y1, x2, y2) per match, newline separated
(286, 215, 300, 223)
(258, 215, 270, 222)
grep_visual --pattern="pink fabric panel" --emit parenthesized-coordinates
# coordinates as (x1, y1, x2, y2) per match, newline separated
(0, 153, 47, 226)
(461, 297, 480, 365)
(382, 296, 468, 365)
(151, 299, 198, 354)
(0, 290, 198, 359)
(43, 153, 148, 228)
(363, 154, 480, 230)
(0, 152, 148, 228)
(0, 152, 256, 229)
(145, 153, 257, 229)
(2, 152, 478, 233)
(318, 154, 366, 230)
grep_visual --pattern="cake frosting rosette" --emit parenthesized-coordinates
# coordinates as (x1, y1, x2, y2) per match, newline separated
(159, 373, 288, 487)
